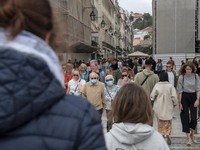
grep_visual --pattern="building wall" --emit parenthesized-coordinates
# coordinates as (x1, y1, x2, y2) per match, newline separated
(153, 0, 195, 54)
(49, 0, 93, 63)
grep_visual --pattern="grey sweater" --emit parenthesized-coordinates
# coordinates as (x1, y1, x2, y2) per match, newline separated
(105, 123, 169, 150)
(177, 73, 200, 93)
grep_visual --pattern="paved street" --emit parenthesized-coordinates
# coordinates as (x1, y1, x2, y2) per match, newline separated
(169, 106, 200, 149)
(102, 105, 200, 149)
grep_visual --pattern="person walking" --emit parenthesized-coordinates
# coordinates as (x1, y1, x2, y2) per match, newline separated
(134, 59, 159, 97)
(79, 63, 89, 82)
(83, 72, 105, 116)
(117, 70, 132, 88)
(89, 60, 106, 83)
(150, 72, 178, 145)
(105, 83, 169, 150)
(67, 70, 86, 96)
(104, 75, 120, 131)
(165, 62, 177, 87)
(0, 0, 106, 149)
(64, 63, 74, 92)
(155, 59, 163, 75)
(177, 62, 200, 146)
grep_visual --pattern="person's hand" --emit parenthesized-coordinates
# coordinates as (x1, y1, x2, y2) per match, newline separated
(65, 82, 68, 87)
(194, 99, 199, 108)
(122, 77, 128, 82)
(179, 103, 183, 111)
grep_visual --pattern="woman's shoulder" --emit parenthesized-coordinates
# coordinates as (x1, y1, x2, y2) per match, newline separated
(80, 79, 86, 84)
(113, 85, 120, 90)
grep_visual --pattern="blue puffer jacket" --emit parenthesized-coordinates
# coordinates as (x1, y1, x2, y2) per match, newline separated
(0, 30, 106, 150)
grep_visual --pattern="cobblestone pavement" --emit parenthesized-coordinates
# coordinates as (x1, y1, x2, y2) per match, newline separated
(102, 106, 200, 149)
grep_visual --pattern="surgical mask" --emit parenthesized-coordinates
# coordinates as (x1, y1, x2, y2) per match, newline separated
(90, 79, 97, 84)
(106, 81, 113, 87)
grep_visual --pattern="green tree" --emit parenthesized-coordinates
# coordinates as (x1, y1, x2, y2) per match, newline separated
(133, 13, 152, 30)
(144, 35, 150, 40)
(143, 13, 152, 28)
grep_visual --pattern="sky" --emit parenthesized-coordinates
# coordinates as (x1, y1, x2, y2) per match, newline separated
(118, 0, 152, 14)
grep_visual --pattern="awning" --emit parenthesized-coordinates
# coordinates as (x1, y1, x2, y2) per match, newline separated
(71, 42, 99, 53)
(128, 51, 149, 57)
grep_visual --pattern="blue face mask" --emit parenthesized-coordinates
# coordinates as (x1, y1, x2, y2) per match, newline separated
(106, 80, 113, 87)
(90, 79, 97, 84)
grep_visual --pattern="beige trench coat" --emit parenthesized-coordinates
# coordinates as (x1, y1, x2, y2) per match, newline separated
(150, 82, 178, 120)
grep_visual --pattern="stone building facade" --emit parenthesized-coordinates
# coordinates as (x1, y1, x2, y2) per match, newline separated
(49, 0, 134, 63)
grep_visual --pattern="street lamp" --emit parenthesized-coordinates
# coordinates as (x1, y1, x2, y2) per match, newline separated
(90, 10, 96, 21)
(100, 19, 113, 33)
(101, 19, 106, 28)
(109, 26, 113, 33)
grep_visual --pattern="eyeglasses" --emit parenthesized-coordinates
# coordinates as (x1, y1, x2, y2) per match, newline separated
(122, 75, 127, 77)
(90, 77, 97, 80)
(166, 66, 171, 68)
(106, 79, 113, 82)
(73, 74, 79, 77)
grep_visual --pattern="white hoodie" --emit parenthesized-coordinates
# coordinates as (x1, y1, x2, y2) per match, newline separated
(105, 123, 169, 150)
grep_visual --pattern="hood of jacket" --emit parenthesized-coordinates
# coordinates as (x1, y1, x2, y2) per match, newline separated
(0, 29, 65, 135)
(109, 123, 154, 145)
(142, 68, 154, 76)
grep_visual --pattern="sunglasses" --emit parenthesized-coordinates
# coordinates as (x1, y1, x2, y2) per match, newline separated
(106, 79, 113, 82)
(73, 74, 79, 77)
(90, 77, 97, 80)
(122, 75, 127, 77)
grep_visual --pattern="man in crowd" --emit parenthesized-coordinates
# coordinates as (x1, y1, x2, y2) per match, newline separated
(168, 57, 176, 70)
(89, 60, 106, 83)
(83, 72, 105, 117)
(166, 62, 177, 87)
(134, 59, 159, 97)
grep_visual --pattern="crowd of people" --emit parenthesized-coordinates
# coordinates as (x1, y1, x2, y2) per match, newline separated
(63, 56, 200, 148)
(0, 0, 200, 150)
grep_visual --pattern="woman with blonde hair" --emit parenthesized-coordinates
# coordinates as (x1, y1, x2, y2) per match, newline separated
(79, 63, 89, 82)
(105, 83, 169, 150)
(104, 74, 120, 131)
(67, 70, 86, 96)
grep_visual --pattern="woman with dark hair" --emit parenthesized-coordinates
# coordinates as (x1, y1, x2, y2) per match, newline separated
(0, 0, 106, 149)
(177, 62, 200, 146)
(105, 83, 169, 150)
(117, 69, 132, 87)
(150, 72, 178, 145)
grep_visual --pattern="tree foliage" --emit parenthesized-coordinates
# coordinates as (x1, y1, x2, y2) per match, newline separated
(144, 35, 150, 40)
(134, 45, 152, 55)
(133, 13, 152, 30)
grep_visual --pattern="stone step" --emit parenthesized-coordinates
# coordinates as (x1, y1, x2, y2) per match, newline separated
(169, 137, 200, 150)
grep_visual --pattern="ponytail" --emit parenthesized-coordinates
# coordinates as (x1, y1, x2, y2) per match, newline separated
(0, 0, 24, 38)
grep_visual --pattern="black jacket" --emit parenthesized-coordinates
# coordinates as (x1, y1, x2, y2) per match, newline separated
(0, 47, 106, 150)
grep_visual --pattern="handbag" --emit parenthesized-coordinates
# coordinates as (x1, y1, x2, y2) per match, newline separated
(106, 86, 113, 101)
(70, 79, 81, 95)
